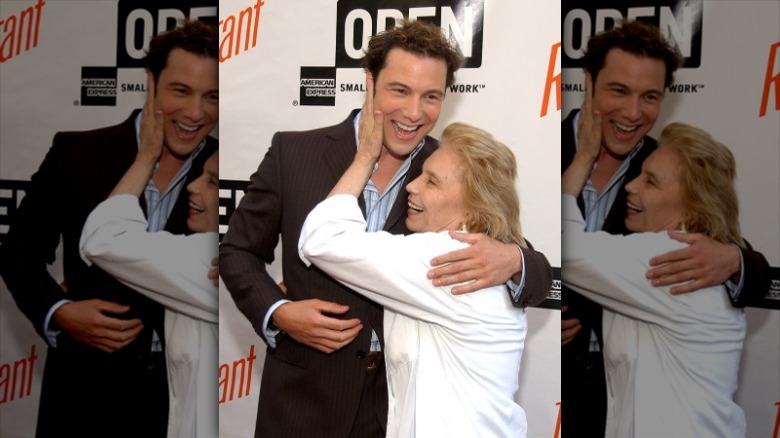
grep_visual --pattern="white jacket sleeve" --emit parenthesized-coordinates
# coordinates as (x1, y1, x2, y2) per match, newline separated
(80, 194, 218, 323)
(299, 195, 512, 328)
(561, 194, 729, 326)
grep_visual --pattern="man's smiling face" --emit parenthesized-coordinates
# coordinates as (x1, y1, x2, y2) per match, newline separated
(372, 48, 448, 160)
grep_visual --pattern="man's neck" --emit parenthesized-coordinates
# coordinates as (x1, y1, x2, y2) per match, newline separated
(371, 150, 405, 194)
(589, 150, 624, 193)
(152, 148, 186, 193)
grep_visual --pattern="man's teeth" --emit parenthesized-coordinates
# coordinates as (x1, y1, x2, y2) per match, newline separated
(175, 121, 199, 132)
(614, 122, 638, 132)
(408, 202, 423, 212)
(393, 121, 418, 134)
(190, 202, 205, 212)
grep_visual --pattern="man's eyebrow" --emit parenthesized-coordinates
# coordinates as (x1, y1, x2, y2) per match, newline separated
(386, 80, 444, 97)
(165, 81, 219, 96)
(603, 80, 628, 88)
(604, 80, 664, 96)
(166, 81, 192, 89)
(386, 80, 409, 89)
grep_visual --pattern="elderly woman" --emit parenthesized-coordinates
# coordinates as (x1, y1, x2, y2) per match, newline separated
(562, 122, 747, 437)
(298, 87, 544, 436)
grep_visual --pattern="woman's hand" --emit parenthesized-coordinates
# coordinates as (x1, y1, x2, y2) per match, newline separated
(326, 74, 385, 198)
(356, 73, 384, 164)
(138, 72, 165, 165)
(575, 73, 602, 165)
(562, 74, 602, 196)
(108, 74, 164, 197)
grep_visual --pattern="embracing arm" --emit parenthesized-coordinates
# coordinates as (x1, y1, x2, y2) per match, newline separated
(646, 232, 770, 307)
(561, 195, 697, 325)
(300, 195, 485, 327)
(80, 196, 218, 322)
(428, 233, 553, 307)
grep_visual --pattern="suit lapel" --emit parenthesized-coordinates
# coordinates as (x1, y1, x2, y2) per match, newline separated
(108, 110, 148, 215)
(323, 110, 367, 215)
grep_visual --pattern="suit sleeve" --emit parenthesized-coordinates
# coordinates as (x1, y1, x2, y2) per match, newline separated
(516, 243, 553, 308)
(730, 244, 771, 308)
(219, 133, 288, 340)
(0, 135, 71, 340)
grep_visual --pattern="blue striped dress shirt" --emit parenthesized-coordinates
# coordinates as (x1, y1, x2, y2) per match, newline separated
(572, 111, 644, 353)
(354, 111, 425, 352)
(136, 112, 206, 351)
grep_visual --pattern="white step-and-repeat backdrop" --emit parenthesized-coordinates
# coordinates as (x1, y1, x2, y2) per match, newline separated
(217, 1, 562, 437)
(561, 1, 779, 437)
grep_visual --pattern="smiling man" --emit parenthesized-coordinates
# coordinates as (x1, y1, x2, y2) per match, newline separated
(0, 20, 218, 437)
(220, 19, 552, 437)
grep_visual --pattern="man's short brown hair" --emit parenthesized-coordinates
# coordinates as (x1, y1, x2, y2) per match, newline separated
(361, 19, 463, 88)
